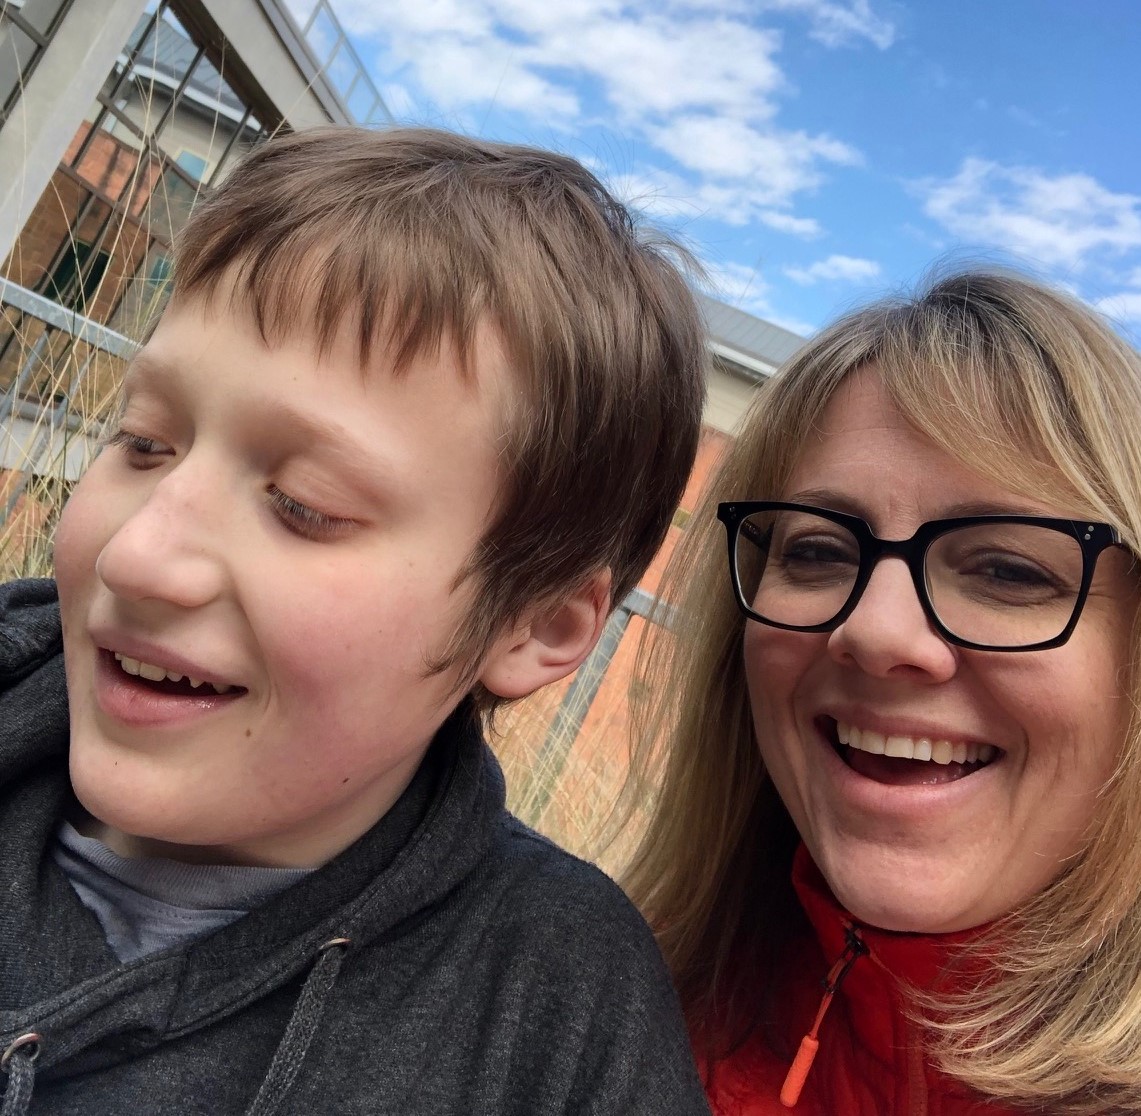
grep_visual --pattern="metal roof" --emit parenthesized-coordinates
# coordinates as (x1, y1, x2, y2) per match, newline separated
(697, 291, 805, 379)
(124, 13, 247, 117)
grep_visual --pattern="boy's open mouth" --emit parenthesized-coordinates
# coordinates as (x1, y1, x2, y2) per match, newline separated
(823, 717, 1002, 787)
(110, 651, 247, 699)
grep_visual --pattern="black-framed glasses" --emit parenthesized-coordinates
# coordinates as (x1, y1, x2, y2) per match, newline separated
(717, 501, 1129, 652)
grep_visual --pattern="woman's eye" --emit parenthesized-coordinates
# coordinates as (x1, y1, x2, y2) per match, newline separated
(267, 486, 355, 541)
(981, 559, 1050, 585)
(781, 535, 857, 567)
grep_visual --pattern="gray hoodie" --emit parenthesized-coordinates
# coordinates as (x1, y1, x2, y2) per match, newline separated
(0, 579, 710, 1115)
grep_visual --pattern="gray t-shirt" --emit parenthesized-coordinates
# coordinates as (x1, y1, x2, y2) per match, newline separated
(53, 822, 312, 963)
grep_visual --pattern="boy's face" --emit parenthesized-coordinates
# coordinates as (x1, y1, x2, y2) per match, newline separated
(55, 294, 510, 867)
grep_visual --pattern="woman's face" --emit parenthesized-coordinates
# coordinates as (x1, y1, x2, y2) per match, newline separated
(744, 366, 1138, 933)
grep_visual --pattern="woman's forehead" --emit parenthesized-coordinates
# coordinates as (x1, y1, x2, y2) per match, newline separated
(779, 366, 1078, 521)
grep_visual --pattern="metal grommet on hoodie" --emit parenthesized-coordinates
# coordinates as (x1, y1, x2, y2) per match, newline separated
(0, 1035, 41, 1071)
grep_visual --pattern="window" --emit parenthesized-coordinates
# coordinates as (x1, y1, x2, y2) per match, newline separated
(41, 239, 111, 313)
(175, 149, 209, 182)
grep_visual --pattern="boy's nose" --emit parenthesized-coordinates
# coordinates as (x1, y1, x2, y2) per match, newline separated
(826, 556, 958, 682)
(95, 467, 228, 609)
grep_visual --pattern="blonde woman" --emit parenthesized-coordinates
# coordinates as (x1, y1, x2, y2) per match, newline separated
(626, 270, 1141, 1114)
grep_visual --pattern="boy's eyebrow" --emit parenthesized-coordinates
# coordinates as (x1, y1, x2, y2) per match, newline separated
(124, 351, 402, 502)
(255, 400, 404, 502)
(123, 350, 175, 386)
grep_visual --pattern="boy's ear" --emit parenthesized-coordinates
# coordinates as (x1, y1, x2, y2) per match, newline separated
(478, 569, 613, 701)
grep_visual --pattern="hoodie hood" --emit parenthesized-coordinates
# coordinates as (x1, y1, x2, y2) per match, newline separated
(0, 578, 503, 1081)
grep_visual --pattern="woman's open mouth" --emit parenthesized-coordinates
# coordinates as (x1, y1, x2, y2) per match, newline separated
(824, 718, 1002, 786)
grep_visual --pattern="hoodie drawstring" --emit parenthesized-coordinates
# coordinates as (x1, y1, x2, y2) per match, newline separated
(0, 1033, 42, 1116)
(245, 937, 351, 1116)
(0, 939, 351, 1116)
(780, 925, 867, 1109)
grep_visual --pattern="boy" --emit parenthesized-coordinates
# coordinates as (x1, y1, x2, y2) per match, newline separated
(0, 128, 710, 1114)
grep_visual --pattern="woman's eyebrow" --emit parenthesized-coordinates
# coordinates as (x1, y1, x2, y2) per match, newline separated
(784, 488, 864, 515)
(788, 489, 1054, 518)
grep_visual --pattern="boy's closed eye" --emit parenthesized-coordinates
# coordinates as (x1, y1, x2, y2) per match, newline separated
(105, 428, 174, 465)
(106, 427, 357, 544)
(266, 486, 357, 541)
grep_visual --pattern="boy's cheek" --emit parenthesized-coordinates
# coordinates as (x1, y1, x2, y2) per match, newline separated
(54, 483, 106, 591)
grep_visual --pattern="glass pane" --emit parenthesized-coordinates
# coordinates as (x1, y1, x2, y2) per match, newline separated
(926, 522, 1083, 647)
(308, 6, 339, 65)
(738, 508, 860, 627)
(281, 0, 319, 29)
(326, 38, 356, 99)
(8, 0, 69, 37)
(348, 84, 379, 123)
(175, 149, 208, 181)
(0, 20, 37, 109)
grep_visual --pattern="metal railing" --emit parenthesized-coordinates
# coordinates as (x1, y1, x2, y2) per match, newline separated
(0, 279, 132, 568)
(526, 587, 674, 816)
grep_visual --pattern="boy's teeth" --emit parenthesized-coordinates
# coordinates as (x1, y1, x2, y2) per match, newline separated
(113, 652, 234, 693)
(840, 722, 997, 767)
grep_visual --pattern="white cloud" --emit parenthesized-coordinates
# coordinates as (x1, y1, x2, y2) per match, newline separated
(606, 168, 708, 223)
(649, 114, 860, 186)
(1095, 292, 1141, 323)
(701, 259, 815, 333)
(758, 0, 895, 48)
(758, 210, 822, 236)
(539, 14, 787, 121)
(380, 82, 418, 121)
(317, 0, 883, 235)
(607, 169, 823, 237)
(919, 158, 1141, 270)
(784, 253, 881, 284)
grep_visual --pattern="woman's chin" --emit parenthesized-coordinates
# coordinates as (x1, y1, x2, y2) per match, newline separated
(819, 852, 1012, 935)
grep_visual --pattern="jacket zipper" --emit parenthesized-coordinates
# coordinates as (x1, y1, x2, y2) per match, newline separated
(779, 924, 868, 1108)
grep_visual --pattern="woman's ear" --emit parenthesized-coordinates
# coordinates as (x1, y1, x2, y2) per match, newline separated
(478, 569, 613, 701)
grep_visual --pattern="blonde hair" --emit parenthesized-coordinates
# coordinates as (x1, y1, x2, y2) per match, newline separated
(624, 268, 1141, 1110)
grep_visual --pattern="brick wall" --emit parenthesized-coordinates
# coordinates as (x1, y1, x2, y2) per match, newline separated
(0, 468, 52, 580)
(2, 121, 167, 325)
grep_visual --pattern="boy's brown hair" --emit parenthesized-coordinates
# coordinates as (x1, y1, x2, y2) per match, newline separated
(171, 126, 706, 706)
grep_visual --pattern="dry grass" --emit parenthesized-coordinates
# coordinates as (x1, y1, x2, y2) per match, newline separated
(489, 615, 663, 876)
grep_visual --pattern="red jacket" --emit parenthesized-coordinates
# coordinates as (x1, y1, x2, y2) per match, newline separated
(703, 847, 1016, 1116)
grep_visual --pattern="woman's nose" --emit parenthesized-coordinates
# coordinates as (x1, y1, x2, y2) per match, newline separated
(826, 556, 959, 681)
(95, 465, 228, 609)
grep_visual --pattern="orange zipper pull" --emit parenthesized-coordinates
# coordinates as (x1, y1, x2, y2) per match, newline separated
(780, 926, 867, 1108)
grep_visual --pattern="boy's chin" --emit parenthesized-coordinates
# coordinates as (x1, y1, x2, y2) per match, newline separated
(68, 745, 199, 858)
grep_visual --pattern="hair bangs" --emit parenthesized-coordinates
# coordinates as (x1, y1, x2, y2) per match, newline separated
(873, 291, 1127, 529)
(174, 200, 498, 382)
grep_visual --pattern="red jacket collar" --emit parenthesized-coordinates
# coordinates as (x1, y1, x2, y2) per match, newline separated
(791, 843, 986, 992)
(789, 845, 994, 1075)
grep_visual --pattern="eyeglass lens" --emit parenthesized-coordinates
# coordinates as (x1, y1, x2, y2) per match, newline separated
(737, 509, 1085, 648)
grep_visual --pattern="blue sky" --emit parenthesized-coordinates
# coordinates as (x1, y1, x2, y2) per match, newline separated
(292, 0, 1141, 338)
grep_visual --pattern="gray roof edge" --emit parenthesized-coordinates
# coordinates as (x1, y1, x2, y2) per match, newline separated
(696, 291, 806, 374)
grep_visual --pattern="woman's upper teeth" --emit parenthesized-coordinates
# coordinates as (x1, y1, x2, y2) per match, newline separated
(114, 652, 235, 694)
(837, 721, 997, 766)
